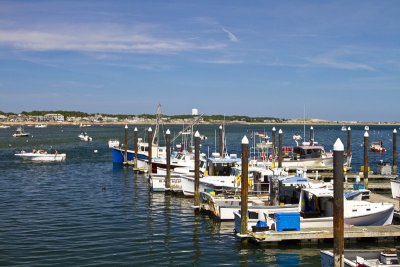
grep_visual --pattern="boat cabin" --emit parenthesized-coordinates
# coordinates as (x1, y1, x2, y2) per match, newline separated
(206, 154, 240, 176)
(292, 145, 325, 160)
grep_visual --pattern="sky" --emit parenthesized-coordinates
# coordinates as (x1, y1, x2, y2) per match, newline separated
(0, 1, 399, 121)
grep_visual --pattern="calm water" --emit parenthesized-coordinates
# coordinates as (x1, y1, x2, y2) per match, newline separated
(0, 124, 397, 266)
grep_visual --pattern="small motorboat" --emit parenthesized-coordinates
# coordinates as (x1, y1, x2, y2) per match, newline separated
(370, 141, 386, 152)
(12, 127, 30, 137)
(78, 132, 93, 142)
(34, 124, 47, 128)
(108, 139, 120, 148)
(15, 149, 66, 161)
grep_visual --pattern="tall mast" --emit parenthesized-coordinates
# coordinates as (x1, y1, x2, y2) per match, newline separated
(152, 104, 161, 146)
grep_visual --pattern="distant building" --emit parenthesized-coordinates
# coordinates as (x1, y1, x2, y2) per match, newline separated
(44, 113, 64, 122)
(192, 108, 198, 116)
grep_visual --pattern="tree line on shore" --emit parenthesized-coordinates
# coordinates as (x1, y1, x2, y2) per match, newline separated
(0, 110, 284, 123)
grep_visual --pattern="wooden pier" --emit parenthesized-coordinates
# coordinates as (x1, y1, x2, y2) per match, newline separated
(306, 172, 396, 190)
(243, 225, 400, 245)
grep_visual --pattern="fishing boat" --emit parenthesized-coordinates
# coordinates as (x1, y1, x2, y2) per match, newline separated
(180, 153, 242, 197)
(251, 133, 349, 171)
(12, 126, 30, 137)
(320, 248, 400, 266)
(270, 188, 393, 229)
(15, 149, 66, 161)
(34, 124, 47, 128)
(235, 187, 394, 232)
(391, 177, 400, 199)
(371, 141, 386, 152)
(78, 132, 92, 142)
(149, 159, 207, 192)
(112, 138, 166, 163)
(341, 126, 347, 131)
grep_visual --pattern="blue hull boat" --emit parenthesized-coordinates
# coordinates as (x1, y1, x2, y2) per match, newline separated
(112, 147, 148, 164)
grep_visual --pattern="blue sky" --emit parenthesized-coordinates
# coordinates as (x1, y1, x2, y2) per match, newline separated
(0, 1, 399, 121)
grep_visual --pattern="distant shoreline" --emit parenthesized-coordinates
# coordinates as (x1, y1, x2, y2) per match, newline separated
(1, 121, 400, 127)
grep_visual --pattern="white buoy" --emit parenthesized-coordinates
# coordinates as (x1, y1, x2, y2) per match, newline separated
(94, 150, 98, 153)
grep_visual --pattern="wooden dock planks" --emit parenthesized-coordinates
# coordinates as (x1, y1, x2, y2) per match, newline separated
(247, 225, 400, 244)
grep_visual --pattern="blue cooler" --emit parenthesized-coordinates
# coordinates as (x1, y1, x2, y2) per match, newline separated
(275, 212, 300, 232)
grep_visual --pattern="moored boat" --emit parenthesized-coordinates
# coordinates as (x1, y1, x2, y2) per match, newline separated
(78, 132, 92, 142)
(320, 248, 400, 267)
(371, 141, 386, 152)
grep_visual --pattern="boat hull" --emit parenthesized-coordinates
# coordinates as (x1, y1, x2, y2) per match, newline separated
(112, 147, 148, 164)
(15, 153, 66, 161)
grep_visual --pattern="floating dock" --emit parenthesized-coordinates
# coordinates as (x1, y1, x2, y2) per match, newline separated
(242, 225, 400, 245)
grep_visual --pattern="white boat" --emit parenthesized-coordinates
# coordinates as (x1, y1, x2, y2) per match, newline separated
(78, 132, 92, 142)
(0, 125, 10, 128)
(390, 177, 400, 199)
(180, 154, 241, 196)
(15, 149, 66, 161)
(108, 139, 120, 148)
(341, 126, 347, 131)
(234, 187, 394, 233)
(320, 248, 400, 267)
(35, 124, 47, 128)
(200, 191, 298, 221)
(272, 188, 394, 229)
(12, 127, 30, 137)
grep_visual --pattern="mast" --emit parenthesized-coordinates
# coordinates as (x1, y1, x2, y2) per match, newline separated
(152, 103, 162, 146)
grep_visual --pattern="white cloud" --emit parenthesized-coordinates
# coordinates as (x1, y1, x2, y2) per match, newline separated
(306, 48, 375, 71)
(0, 24, 225, 54)
(198, 59, 243, 65)
(222, 27, 239, 43)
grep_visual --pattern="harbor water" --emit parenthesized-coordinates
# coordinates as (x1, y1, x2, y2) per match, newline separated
(0, 124, 397, 266)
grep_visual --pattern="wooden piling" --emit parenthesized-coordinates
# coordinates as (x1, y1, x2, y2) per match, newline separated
(134, 127, 138, 169)
(148, 127, 153, 177)
(240, 136, 249, 236)
(363, 131, 369, 189)
(219, 125, 223, 158)
(393, 129, 397, 174)
(333, 138, 344, 267)
(346, 127, 351, 167)
(310, 126, 314, 146)
(124, 124, 128, 164)
(165, 129, 171, 192)
(278, 129, 282, 168)
(272, 127, 276, 168)
(194, 131, 201, 209)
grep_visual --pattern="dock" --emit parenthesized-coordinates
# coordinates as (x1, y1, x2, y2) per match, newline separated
(243, 225, 400, 245)
(306, 172, 396, 190)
